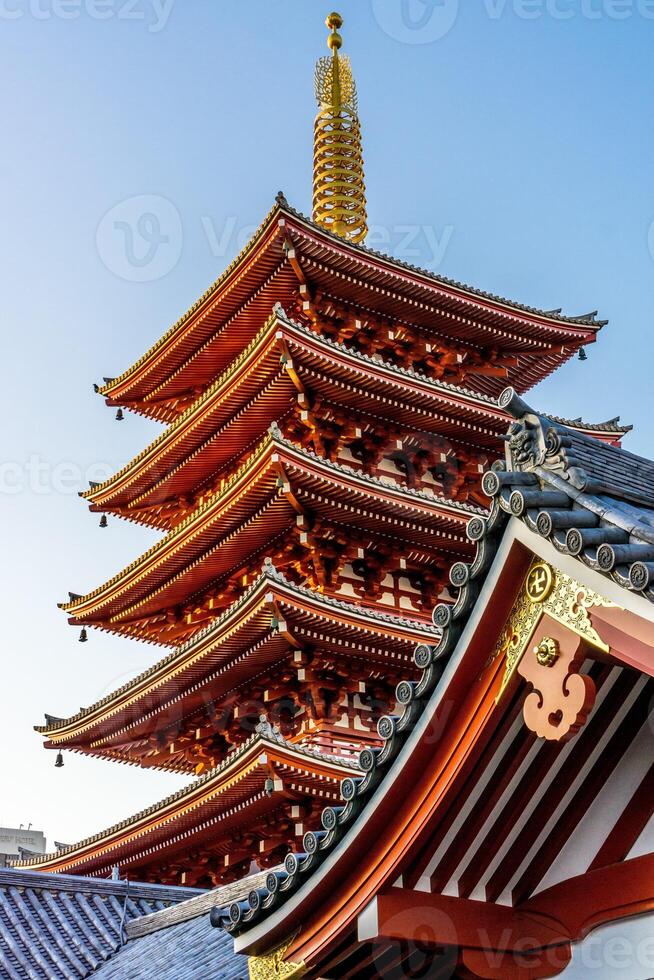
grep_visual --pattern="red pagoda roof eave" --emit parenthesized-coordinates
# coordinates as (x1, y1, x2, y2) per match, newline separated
(98, 199, 605, 412)
(66, 432, 479, 626)
(16, 734, 360, 875)
(82, 311, 509, 516)
(102, 261, 300, 426)
(280, 205, 607, 337)
(97, 204, 286, 406)
(41, 570, 439, 747)
(85, 428, 482, 547)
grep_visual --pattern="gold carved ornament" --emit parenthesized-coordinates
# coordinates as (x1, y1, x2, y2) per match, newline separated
(494, 560, 615, 738)
(248, 936, 306, 980)
(313, 13, 367, 244)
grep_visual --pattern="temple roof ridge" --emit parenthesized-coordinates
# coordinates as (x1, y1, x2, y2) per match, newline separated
(0, 867, 199, 903)
(499, 388, 652, 510)
(123, 867, 277, 939)
(542, 412, 631, 436)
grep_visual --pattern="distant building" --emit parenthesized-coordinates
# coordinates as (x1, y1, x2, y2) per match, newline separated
(0, 827, 46, 866)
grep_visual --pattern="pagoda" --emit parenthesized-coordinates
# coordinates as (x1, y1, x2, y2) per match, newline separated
(18, 13, 615, 889)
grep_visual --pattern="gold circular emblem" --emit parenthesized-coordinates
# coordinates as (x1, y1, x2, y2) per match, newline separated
(526, 563, 554, 603)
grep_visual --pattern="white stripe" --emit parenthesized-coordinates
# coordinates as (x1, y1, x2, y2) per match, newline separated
(538, 712, 654, 892)
(415, 711, 525, 892)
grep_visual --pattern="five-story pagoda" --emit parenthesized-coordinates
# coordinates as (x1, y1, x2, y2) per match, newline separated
(17, 14, 613, 888)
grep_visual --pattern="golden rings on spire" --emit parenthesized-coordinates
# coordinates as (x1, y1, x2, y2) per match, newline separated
(312, 12, 368, 245)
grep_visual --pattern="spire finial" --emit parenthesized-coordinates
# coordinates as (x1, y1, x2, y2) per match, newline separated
(326, 11, 343, 50)
(313, 12, 367, 244)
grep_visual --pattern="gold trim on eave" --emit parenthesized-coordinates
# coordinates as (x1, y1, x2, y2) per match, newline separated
(248, 935, 306, 979)
(495, 559, 614, 702)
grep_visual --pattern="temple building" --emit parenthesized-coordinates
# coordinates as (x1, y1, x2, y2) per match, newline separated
(219, 392, 654, 980)
(14, 17, 650, 977)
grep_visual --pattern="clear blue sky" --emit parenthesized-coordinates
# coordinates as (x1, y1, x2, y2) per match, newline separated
(2, 0, 652, 847)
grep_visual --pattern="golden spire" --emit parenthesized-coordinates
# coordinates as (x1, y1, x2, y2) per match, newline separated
(312, 12, 367, 244)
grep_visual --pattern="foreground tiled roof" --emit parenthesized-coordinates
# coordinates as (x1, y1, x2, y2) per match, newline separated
(91, 874, 265, 980)
(217, 387, 652, 937)
(489, 387, 654, 595)
(92, 915, 247, 980)
(0, 868, 199, 979)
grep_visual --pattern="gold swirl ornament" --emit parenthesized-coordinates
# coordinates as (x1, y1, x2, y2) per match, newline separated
(313, 13, 368, 244)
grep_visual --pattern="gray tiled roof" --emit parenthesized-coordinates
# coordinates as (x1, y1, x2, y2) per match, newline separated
(0, 869, 199, 980)
(218, 387, 653, 939)
(91, 915, 247, 980)
(89, 870, 267, 979)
